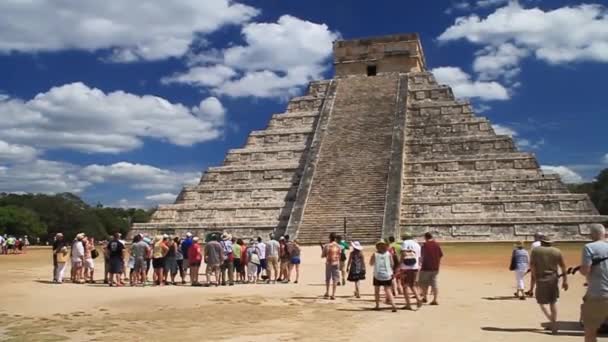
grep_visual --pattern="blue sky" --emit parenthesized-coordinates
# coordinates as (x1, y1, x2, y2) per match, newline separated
(0, 0, 607, 207)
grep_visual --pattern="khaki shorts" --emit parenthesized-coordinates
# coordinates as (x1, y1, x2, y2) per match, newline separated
(582, 297, 608, 331)
(418, 271, 438, 289)
(325, 264, 340, 283)
(206, 264, 220, 275)
(267, 256, 279, 270)
(535, 277, 559, 305)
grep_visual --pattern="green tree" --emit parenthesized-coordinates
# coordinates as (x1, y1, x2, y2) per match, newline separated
(568, 168, 608, 216)
(0, 206, 46, 238)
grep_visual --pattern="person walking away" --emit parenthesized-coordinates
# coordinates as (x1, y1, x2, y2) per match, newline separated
(188, 237, 203, 286)
(321, 233, 341, 300)
(337, 235, 349, 286)
(131, 235, 149, 286)
(152, 235, 169, 286)
(388, 236, 403, 295)
(164, 237, 178, 285)
(256, 237, 267, 281)
(84, 237, 96, 283)
(51, 233, 65, 282)
(174, 237, 186, 284)
(287, 239, 301, 284)
(232, 238, 242, 283)
(239, 239, 248, 283)
(247, 239, 261, 283)
(205, 234, 223, 286)
(266, 234, 280, 283)
(106, 233, 125, 287)
(529, 236, 568, 334)
(52, 233, 66, 283)
(420, 232, 443, 305)
(580, 224, 608, 342)
(526, 232, 544, 297)
(181, 232, 193, 276)
(279, 236, 290, 282)
(71, 233, 86, 283)
(510, 241, 529, 300)
(400, 234, 422, 310)
(220, 233, 234, 286)
(55, 244, 69, 283)
(370, 240, 397, 312)
(347, 241, 366, 298)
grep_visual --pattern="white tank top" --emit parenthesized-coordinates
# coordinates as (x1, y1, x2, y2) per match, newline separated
(374, 252, 393, 281)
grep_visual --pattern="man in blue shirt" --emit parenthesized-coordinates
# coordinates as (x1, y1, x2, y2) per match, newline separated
(181, 232, 193, 274)
(581, 224, 608, 342)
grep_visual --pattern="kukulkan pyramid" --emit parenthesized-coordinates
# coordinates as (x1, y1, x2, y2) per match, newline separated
(132, 34, 607, 243)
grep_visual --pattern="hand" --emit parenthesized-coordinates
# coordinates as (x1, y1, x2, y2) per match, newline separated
(562, 280, 569, 291)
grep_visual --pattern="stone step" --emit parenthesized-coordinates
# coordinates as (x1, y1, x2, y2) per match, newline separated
(406, 152, 533, 163)
(409, 86, 454, 101)
(403, 174, 561, 183)
(405, 153, 538, 174)
(400, 215, 608, 226)
(228, 145, 307, 155)
(402, 193, 589, 204)
(200, 169, 302, 185)
(409, 99, 471, 109)
(286, 95, 325, 112)
(133, 221, 283, 230)
(405, 135, 513, 145)
(158, 201, 289, 210)
(271, 111, 319, 120)
(408, 114, 476, 125)
(185, 182, 294, 192)
(207, 162, 301, 173)
(406, 136, 515, 155)
(249, 127, 314, 137)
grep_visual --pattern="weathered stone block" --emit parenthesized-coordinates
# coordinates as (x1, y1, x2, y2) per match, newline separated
(452, 203, 483, 213)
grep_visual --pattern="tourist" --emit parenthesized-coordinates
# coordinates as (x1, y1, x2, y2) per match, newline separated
(103, 235, 112, 284)
(131, 234, 149, 286)
(152, 235, 169, 286)
(232, 237, 242, 283)
(181, 232, 193, 275)
(256, 236, 267, 281)
(388, 236, 403, 295)
(106, 233, 125, 287)
(239, 239, 248, 283)
(23, 235, 30, 253)
(526, 232, 544, 297)
(288, 239, 301, 284)
(143, 235, 153, 283)
(52, 233, 66, 282)
(0, 234, 5, 255)
(6, 236, 16, 254)
(580, 224, 608, 342)
(266, 233, 280, 283)
(510, 241, 529, 300)
(164, 237, 178, 285)
(337, 235, 349, 286)
(84, 236, 96, 284)
(529, 236, 568, 334)
(220, 233, 234, 286)
(188, 236, 202, 286)
(174, 237, 186, 285)
(247, 239, 260, 283)
(279, 236, 290, 282)
(420, 232, 443, 305)
(347, 241, 366, 298)
(321, 232, 341, 300)
(54, 242, 69, 283)
(370, 240, 397, 312)
(205, 234, 223, 286)
(71, 233, 85, 284)
(400, 234, 422, 310)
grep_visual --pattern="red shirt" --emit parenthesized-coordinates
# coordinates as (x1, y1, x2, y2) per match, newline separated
(188, 243, 202, 262)
(421, 240, 443, 271)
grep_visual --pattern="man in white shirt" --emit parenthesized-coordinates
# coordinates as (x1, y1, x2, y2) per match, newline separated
(256, 237, 267, 281)
(526, 232, 544, 297)
(71, 233, 86, 283)
(265, 234, 280, 283)
(400, 234, 422, 310)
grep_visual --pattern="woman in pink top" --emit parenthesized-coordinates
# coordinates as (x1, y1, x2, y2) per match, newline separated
(188, 237, 202, 286)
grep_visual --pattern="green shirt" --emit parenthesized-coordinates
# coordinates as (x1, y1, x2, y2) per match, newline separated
(339, 240, 349, 253)
(232, 243, 242, 259)
(391, 242, 402, 255)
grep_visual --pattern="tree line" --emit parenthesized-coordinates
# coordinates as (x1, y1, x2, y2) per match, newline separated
(0, 193, 154, 243)
(568, 168, 608, 215)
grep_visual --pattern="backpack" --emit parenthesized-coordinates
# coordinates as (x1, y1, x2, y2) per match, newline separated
(402, 249, 417, 267)
(91, 249, 99, 259)
(250, 251, 260, 265)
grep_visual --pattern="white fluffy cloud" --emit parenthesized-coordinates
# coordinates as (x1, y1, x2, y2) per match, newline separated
(0, 0, 258, 61)
(81, 162, 200, 191)
(166, 15, 339, 98)
(0, 159, 90, 194)
(432, 66, 509, 100)
(0, 140, 38, 163)
(473, 43, 530, 81)
(492, 124, 517, 137)
(541, 165, 584, 183)
(439, 3, 608, 64)
(145, 193, 178, 203)
(0, 83, 225, 153)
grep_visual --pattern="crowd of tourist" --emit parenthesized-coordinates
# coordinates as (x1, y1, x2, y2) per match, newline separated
(51, 231, 302, 287)
(0, 234, 30, 254)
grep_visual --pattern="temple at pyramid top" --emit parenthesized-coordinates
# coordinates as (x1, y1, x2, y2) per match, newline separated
(333, 33, 426, 75)
(132, 33, 607, 243)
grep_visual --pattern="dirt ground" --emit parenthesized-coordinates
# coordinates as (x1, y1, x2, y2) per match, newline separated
(0, 243, 594, 341)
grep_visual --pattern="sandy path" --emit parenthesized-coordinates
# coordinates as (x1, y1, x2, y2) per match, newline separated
(0, 244, 591, 341)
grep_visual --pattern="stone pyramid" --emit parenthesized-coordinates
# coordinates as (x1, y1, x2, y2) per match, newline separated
(132, 33, 607, 243)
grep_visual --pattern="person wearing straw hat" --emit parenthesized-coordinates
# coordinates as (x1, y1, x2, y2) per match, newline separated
(529, 236, 568, 334)
(347, 241, 366, 298)
(370, 240, 397, 312)
(510, 241, 529, 300)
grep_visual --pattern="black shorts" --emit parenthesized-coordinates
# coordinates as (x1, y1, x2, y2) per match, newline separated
(189, 261, 201, 267)
(373, 278, 393, 287)
(109, 257, 124, 274)
(234, 259, 241, 271)
(152, 257, 165, 269)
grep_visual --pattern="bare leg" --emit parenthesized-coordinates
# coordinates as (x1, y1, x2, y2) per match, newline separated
(385, 285, 397, 311)
(403, 279, 412, 309)
(431, 286, 439, 304)
(295, 264, 300, 283)
(354, 281, 360, 298)
(585, 326, 598, 342)
(331, 279, 337, 299)
(374, 286, 380, 309)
